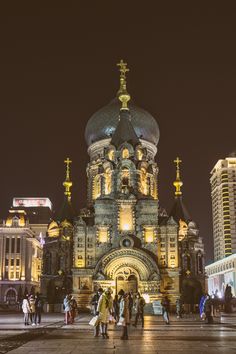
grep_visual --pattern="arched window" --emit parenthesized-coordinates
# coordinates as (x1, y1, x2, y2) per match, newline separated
(197, 252, 203, 274)
(108, 149, 115, 161)
(140, 167, 148, 195)
(44, 252, 51, 275)
(121, 168, 130, 187)
(93, 175, 101, 199)
(104, 168, 112, 195)
(122, 148, 129, 159)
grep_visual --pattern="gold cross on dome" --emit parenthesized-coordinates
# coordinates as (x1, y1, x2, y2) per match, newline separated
(64, 157, 72, 180)
(117, 59, 129, 78)
(174, 157, 182, 170)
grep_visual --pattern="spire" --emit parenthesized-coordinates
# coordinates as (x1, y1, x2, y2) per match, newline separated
(173, 157, 183, 197)
(117, 59, 131, 110)
(63, 158, 72, 202)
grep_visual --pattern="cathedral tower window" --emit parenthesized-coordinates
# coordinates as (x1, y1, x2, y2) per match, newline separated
(97, 226, 109, 243)
(136, 148, 143, 161)
(121, 167, 130, 187)
(122, 148, 129, 159)
(144, 226, 155, 242)
(140, 167, 148, 195)
(104, 168, 112, 195)
(119, 204, 134, 231)
(108, 149, 115, 161)
(93, 175, 101, 199)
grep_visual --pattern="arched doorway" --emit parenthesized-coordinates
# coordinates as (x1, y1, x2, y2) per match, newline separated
(115, 268, 138, 294)
(6, 288, 17, 304)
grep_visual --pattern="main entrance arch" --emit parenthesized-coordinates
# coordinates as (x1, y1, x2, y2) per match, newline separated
(116, 267, 138, 294)
(94, 248, 160, 296)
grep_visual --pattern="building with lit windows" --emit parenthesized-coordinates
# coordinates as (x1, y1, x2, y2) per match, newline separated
(206, 253, 236, 298)
(43, 61, 205, 308)
(0, 210, 43, 305)
(210, 154, 236, 261)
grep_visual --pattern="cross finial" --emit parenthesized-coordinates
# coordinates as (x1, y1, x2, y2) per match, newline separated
(117, 59, 131, 110)
(173, 156, 183, 196)
(63, 158, 72, 201)
(64, 157, 72, 180)
(174, 157, 182, 172)
(117, 59, 129, 78)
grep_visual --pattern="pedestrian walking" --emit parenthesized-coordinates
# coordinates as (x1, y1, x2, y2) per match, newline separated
(204, 294, 214, 324)
(113, 294, 120, 323)
(29, 295, 36, 325)
(119, 289, 130, 340)
(92, 288, 103, 337)
(22, 295, 30, 325)
(70, 295, 78, 324)
(63, 294, 71, 325)
(176, 297, 182, 319)
(133, 292, 145, 328)
(96, 288, 112, 339)
(161, 296, 170, 324)
(35, 292, 43, 325)
(128, 292, 134, 320)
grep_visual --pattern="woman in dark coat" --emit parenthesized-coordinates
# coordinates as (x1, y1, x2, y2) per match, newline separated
(118, 289, 130, 340)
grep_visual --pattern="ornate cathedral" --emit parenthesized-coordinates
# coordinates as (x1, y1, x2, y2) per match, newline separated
(41, 61, 205, 309)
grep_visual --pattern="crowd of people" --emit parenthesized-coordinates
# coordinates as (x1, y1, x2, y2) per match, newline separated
(21, 292, 43, 326)
(91, 288, 146, 340)
(20, 284, 234, 331)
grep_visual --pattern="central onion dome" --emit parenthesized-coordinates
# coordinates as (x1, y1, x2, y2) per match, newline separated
(85, 98, 160, 147)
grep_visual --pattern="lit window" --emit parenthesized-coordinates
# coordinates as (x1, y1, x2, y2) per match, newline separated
(122, 148, 129, 159)
(98, 227, 109, 243)
(119, 205, 134, 231)
(144, 227, 155, 242)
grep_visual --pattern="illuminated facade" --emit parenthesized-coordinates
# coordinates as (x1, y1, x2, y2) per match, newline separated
(210, 154, 236, 261)
(0, 210, 42, 304)
(68, 61, 205, 307)
(206, 253, 236, 298)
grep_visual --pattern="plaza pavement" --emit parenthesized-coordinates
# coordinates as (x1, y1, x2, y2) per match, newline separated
(0, 312, 236, 354)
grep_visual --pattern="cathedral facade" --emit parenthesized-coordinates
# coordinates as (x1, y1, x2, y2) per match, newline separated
(42, 61, 205, 308)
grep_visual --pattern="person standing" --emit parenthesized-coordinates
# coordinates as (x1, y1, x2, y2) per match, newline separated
(92, 288, 103, 337)
(113, 294, 120, 324)
(119, 290, 130, 340)
(63, 294, 71, 325)
(35, 292, 43, 325)
(29, 295, 36, 325)
(204, 294, 214, 324)
(128, 292, 134, 320)
(133, 292, 145, 328)
(96, 288, 112, 339)
(224, 284, 233, 313)
(176, 298, 182, 319)
(22, 295, 30, 325)
(161, 296, 170, 325)
(70, 295, 78, 324)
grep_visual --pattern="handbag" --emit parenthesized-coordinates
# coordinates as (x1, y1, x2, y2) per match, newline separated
(89, 315, 99, 327)
(117, 316, 125, 326)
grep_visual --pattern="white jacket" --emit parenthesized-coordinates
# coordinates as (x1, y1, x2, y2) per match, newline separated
(22, 299, 30, 314)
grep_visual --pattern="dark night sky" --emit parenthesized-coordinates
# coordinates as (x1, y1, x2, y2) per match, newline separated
(0, 2, 236, 263)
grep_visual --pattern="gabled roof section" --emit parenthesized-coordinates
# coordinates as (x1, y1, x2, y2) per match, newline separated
(56, 197, 76, 224)
(169, 196, 191, 224)
(111, 109, 140, 148)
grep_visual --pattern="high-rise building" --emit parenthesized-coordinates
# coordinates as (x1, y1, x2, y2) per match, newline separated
(210, 154, 236, 261)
